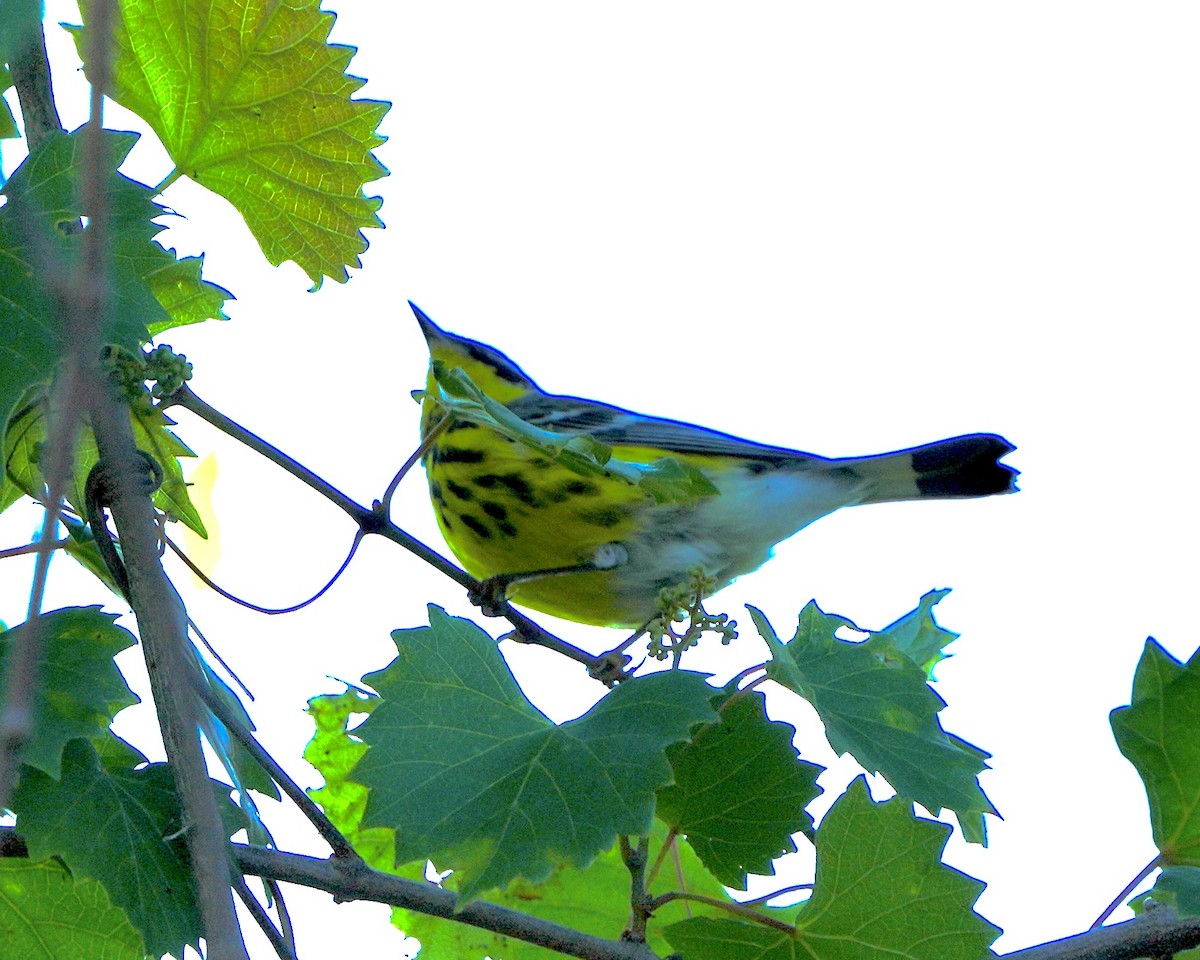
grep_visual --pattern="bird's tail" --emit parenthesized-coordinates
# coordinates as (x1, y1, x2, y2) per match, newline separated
(839, 433, 1018, 504)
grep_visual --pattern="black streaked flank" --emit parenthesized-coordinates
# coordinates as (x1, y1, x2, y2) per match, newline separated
(481, 501, 509, 521)
(433, 447, 486, 464)
(460, 514, 492, 539)
(579, 508, 625, 529)
(429, 480, 447, 506)
(446, 420, 479, 434)
(445, 480, 473, 501)
(561, 479, 599, 497)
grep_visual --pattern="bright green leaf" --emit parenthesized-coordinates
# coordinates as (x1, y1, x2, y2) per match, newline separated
(658, 688, 822, 889)
(73, 0, 389, 288)
(0, 858, 146, 960)
(1111, 639, 1200, 865)
(754, 600, 995, 845)
(12, 738, 234, 959)
(303, 687, 397, 873)
(0, 66, 22, 139)
(354, 606, 717, 898)
(397, 819, 735, 959)
(0, 608, 138, 779)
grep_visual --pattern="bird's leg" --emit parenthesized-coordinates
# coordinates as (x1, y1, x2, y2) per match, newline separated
(470, 542, 629, 618)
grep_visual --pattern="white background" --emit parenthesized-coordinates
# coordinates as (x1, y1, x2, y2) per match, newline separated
(3, 2, 1199, 957)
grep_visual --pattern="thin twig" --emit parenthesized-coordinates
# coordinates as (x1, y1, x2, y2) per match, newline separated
(380, 410, 449, 511)
(0, 538, 72, 560)
(644, 827, 677, 889)
(190, 673, 361, 862)
(1091, 855, 1160, 929)
(165, 530, 364, 615)
(620, 835, 652, 942)
(646, 891, 795, 934)
(997, 905, 1200, 960)
(234, 845, 666, 960)
(742, 882, 813, 906)
(165, 384, 612, 676)
(232, 874, 297, 960)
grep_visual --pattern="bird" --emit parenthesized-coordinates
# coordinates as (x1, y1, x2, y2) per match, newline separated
(412, 302, 1017, 629)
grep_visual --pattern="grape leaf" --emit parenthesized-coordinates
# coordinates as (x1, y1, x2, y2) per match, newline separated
(0, 608, 138, 779)
(72, 0, 389, 288)
(1, 392, 206, 537)
(354, 606, 717, 898)
(0, 858, 146, 960)
(665, 778, 1000, 960)
(1135, 866, 1200, 917)
(0, 128, 229, 459)
(884, 588, 957, 678)
(395, 820, 734, 959)
(753, 599, 994, 844)
(1111, 639, 1200, 866)
(0, 66, 21, 139)
(657, 687, 822, 889)
(12, 738, 235, 959)
(0, 129, 155, 454)
(304, 687, 397, 873)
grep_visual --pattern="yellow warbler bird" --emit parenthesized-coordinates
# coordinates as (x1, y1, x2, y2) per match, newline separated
(413, 302, 1016, 628)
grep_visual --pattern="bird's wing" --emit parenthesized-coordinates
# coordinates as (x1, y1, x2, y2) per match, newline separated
(508, 392, 824, 464)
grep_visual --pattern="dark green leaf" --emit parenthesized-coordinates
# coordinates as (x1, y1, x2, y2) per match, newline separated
(12, 738, 234, 958)
(883, 588, 957, 678)
(0, 858, 146, 960)
(355, 606, 717, 898)
(755, 600, 995, 844)
(665, 778, 1000, 960)
(658, 688, 822, 888)
(1136, 866, 1200, 917)
(1111, 639, 1200, 865)
(0, 608, 138, 779)
(72, 0, 389, 288)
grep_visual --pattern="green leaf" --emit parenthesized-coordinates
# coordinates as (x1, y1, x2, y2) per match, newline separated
(1136, 866, 1200, 917)
(72, 0, 389, 288)
(883, 588, 957, 678)
(1111, 639, 1200, 865)
(0, 608, 138, 779)
(396, 820, 734, 959)
(754, 600, 995, 845)
(430, 364, 720, 506)
(657, 688, 822, 889)
(142, 256, 233, 334)
(1, 393, 205, 538)
(11, 738, 230, 958)
(0, 129, 157, 454)
(354, 606, 718, 898)
(0, 66, 22, 139)
(0, 858, 146, 960)
(665, 779, 1000, 960)
(303, 687, 398, 873)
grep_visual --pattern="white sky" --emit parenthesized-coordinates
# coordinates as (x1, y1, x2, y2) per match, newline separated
(3, 2, 1199, 957)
